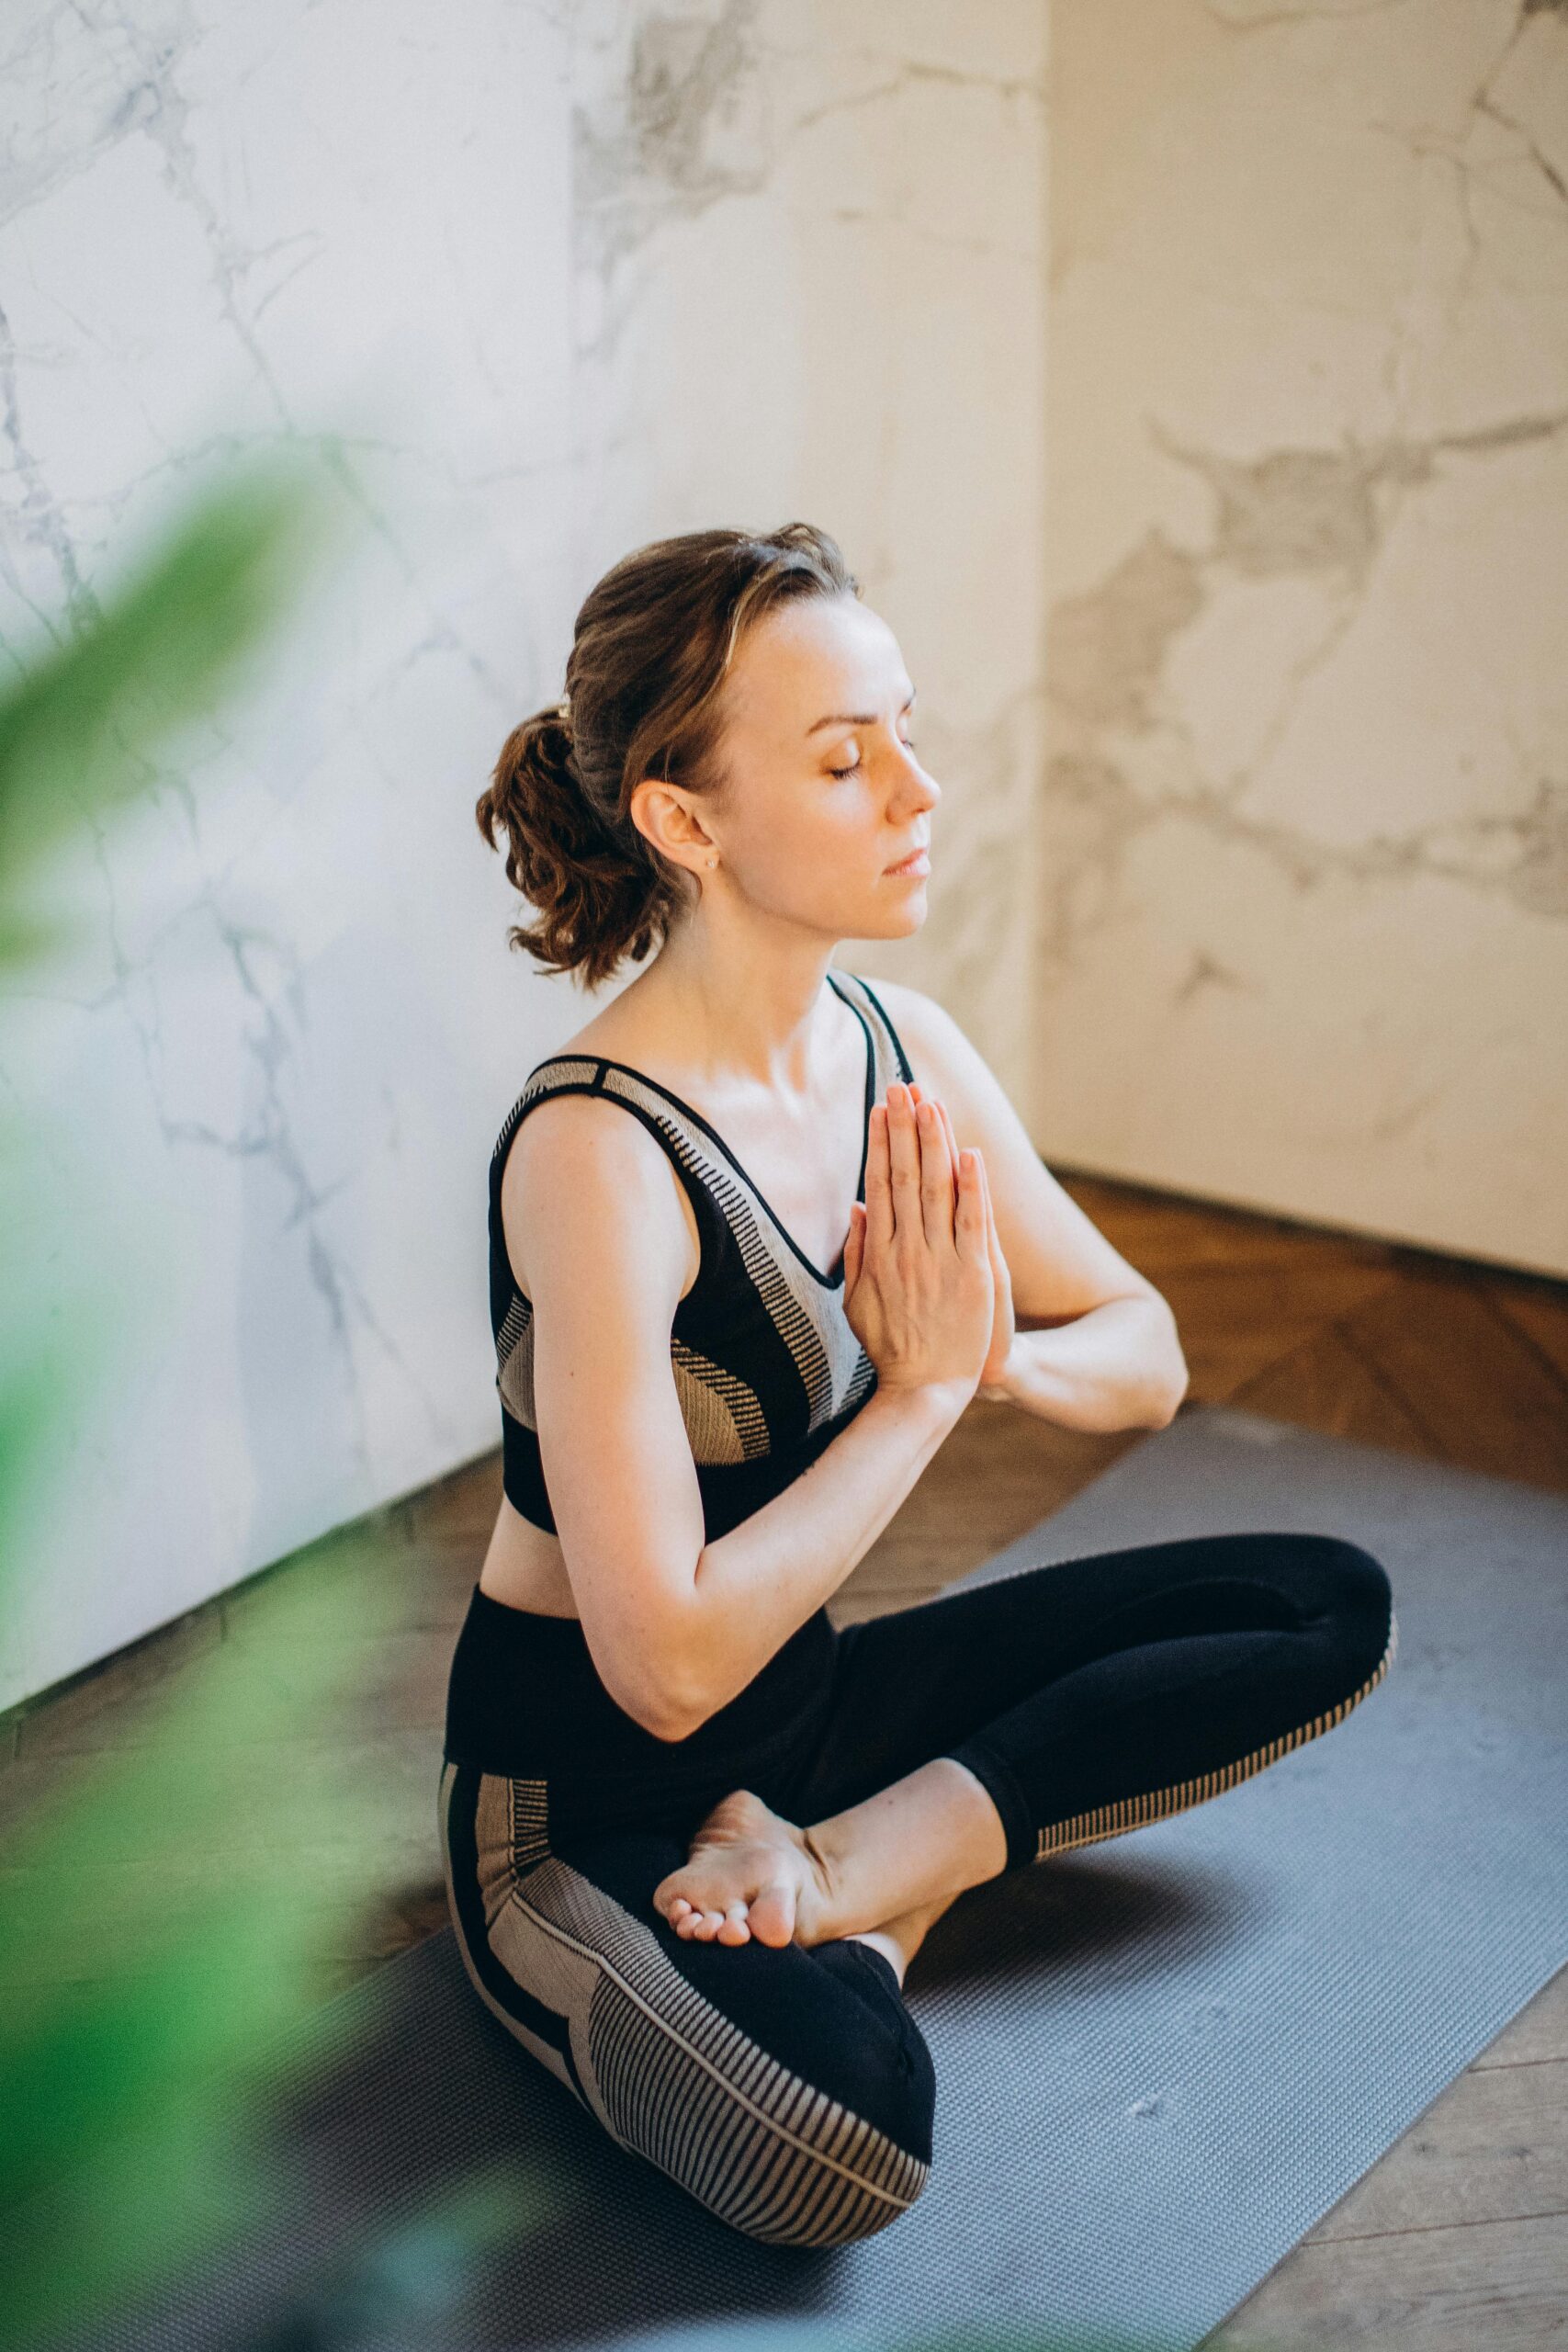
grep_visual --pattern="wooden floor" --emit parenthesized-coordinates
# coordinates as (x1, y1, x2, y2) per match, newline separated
(3, 1173, 1565, 2347)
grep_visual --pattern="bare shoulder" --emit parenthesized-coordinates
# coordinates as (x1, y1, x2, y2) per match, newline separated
(499, 1087, 700, 1308)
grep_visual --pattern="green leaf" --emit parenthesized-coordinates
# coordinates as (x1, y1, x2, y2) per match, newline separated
(0, 461, 324, 895)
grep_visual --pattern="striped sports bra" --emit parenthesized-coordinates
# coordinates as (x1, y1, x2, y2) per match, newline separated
(489, 968, 915, 1541)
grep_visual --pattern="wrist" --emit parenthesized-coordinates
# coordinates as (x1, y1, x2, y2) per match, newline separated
(977, 1334, 1027, 1403)
(872, 1371, 975, 1430)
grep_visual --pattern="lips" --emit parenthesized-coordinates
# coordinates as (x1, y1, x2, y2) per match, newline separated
(886, 844, 931, 876)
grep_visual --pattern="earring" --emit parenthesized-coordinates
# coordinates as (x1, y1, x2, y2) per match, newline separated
(707, 854, 719, 869)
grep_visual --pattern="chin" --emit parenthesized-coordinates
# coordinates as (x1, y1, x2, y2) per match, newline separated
(867, 888, 928, 938)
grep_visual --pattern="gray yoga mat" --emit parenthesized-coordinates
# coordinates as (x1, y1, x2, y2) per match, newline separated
(48, 1404, 1568, 2352)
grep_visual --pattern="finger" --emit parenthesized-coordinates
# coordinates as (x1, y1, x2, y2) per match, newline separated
(954, 1148, 987, 1255)
(885, 1083, 921, 1235)
(987, 1176, 1005, 1282)
(977, 1149, 1002, 1263)
(931, 1096, 969, 1248)
(976, 1147, 1002, 1253)
(979, 1154, 1012, 1296)
(916, 1097, 955, 1250)
(864, 1103, 895, 1250)
(841, 1200, 865, 1289)
(976, 1150, 1003, 1279)
(931, 1097, 963, 1200)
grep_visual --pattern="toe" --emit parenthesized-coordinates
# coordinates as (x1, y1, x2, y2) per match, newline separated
(716, 1900, 751, 1945)
(745, 1881, 797, 1948)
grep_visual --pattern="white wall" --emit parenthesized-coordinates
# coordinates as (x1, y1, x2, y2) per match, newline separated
(1042, 0, 1568, 1278)
(0, 0, 1046, 1706)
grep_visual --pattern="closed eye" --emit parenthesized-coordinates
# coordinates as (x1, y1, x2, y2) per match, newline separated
(829, 736, 916, 781)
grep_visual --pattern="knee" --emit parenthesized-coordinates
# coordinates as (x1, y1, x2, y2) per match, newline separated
(711, 2041, 937, 2250)
(740, 2126, 935, 2249)
(1290, 1533, 1396, 1684)
(1328, 1534, 1393, 1642)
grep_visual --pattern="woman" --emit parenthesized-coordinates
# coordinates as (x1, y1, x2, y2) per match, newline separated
(440, 522, 1396, 2249)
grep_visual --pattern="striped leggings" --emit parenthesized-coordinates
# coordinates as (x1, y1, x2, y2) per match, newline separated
(438, 1529, 1396, 2250)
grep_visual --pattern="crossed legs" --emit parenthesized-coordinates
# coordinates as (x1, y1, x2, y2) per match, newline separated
(653, 1530, 1398, 1980)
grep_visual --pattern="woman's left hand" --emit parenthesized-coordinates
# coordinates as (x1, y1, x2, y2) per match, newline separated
(907, 1082, 1016, 1396)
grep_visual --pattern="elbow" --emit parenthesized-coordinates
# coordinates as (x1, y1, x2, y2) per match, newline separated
(646, 1702, 709, 1746)
(570, 1549, 714, 1744)
(612, 1656, 704, 1743)
(1137, 1296, 1190, 1429)
(599, 1625, 712, 1747)
(601, 1658, 705, 1746)
(631, 1685, 711, 1746)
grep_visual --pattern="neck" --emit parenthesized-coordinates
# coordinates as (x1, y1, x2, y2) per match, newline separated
(629, 900, 845, 1094)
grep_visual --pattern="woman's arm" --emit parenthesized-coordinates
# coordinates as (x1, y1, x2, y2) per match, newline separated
(983, 1296, 1187, 1433)
(676, 1375, 971, 1736)
(513, 1087, 986, 1746)
(677, 1081, 996, 1736)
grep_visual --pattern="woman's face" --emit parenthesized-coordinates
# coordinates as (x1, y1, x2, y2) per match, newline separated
(648, 593, 941, 941)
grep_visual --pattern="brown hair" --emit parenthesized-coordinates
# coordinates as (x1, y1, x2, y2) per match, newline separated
(475, 522, 861, 989)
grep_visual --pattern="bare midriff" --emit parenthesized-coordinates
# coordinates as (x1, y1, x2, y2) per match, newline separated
(478, 1499, 582, 1621)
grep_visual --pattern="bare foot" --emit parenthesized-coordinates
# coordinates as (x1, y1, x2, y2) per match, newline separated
(652, 1789, 837, 1949)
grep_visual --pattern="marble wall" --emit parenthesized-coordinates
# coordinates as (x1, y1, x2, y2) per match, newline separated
(0, 1, 1045, 1704)
(1043, 0, 1567, 1279)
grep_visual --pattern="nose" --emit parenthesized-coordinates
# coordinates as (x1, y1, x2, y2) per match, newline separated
(894, 745, 940, 815)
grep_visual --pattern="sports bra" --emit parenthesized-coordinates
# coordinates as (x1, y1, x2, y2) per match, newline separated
(488, 968, 915, 1542)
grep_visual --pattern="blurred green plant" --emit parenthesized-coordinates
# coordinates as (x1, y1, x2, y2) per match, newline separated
(0, 463, 554, 2348)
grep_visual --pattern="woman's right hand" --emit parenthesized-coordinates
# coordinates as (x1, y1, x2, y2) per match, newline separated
(840, 1080, 994, 1397)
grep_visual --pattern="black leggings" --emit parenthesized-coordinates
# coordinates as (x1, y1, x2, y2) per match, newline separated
(439, 1530, 1396, 2250)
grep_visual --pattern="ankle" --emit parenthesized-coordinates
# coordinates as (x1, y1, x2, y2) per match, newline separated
(800, 1805, 935, 1944)
(845, 1927, 908, 1987)
(798, 1823, 849, 1937)
(807, 1758, 1010, 1936)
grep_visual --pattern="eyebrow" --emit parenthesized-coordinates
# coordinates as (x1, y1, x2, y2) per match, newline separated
(806, 684, 917, 736)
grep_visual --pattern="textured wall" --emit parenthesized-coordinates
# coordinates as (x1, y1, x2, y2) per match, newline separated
(0, 0, 1045, 1705)
(1043, 0, 1567, 1276)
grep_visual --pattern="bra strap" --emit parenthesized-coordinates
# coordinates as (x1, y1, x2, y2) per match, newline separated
(831, 969, 914, 1086)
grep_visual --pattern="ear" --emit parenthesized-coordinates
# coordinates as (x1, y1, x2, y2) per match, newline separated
(628, 775, 716, 873)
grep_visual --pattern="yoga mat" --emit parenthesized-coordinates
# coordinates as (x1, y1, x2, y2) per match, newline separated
(43, 1404, 1568, 2352)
